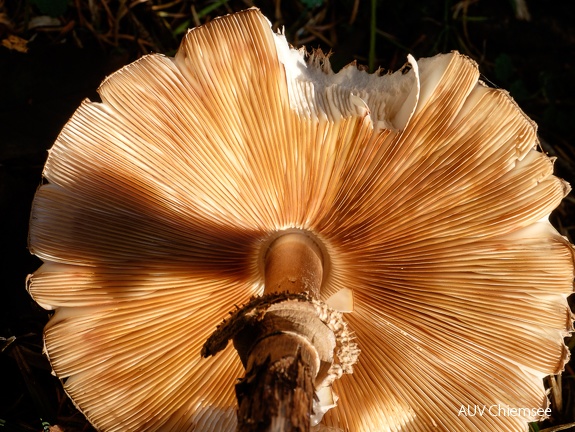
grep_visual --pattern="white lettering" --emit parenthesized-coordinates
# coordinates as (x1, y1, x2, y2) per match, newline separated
(458, 405, 487, 416)
(473, 404, 555, 417)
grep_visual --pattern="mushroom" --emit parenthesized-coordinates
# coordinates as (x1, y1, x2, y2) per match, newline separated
(27, 8, 574, 432)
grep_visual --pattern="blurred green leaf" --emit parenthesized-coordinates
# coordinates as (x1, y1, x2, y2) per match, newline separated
(29, 0, 69, 17)
(301, 0, 325, 8)
(494, 53, 515, 84)
(174, 20, 191, 36)
(509, 79, 529, 102)
(196, 0, 230, 18)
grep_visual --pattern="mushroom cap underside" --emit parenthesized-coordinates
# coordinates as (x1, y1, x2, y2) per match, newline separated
(27, 8, 574, 432)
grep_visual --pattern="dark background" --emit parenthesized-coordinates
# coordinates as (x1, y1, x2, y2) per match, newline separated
(1, 1, 574, 431)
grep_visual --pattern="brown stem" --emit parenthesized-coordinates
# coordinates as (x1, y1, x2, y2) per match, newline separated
(235, 232, 326, 432)
(235, 334, 317, 432)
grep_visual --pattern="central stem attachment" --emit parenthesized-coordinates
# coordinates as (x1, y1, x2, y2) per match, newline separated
(264, 233, 324, 297)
